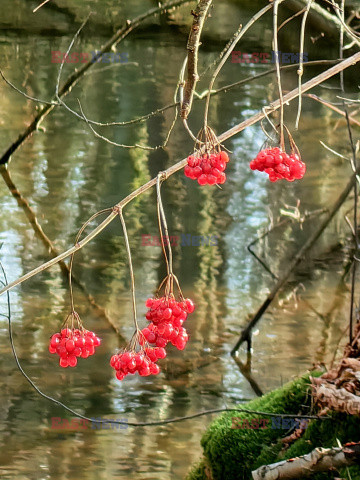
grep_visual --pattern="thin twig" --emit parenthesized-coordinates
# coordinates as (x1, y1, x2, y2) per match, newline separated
(345, 106, 359, 343)
(33, 0, 51, 13)
(330, 0, 360, 46)
(0, 0, 192, 165)
(339, 0, 345, 91)
(156, 174, 173, 276)
(305, 93, 360, 127)
(295, 0, 313, 129)
(203, 24, 242, 127)
(118, 209, 139, 331)
(78, 101, 158, 150)
(0, 166, 123, 337)
(68, 208, 113, 312)
(231, 160, 360, 355)
(0, 70, 58, 105)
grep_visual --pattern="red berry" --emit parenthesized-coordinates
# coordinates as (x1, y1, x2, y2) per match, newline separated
(156, 337, 168, 348)
(59, 357, 68, 368)
(207, 175, 217, 185)
(61, 328, 72, 338)
(150, 363, 160, 375)
(155, 347, 166, 359)
(175, 337, 187, 350)
(185, 298, 195, 313)
(85, 336, 94, 347)
(65, 339, 75, 353)
(110, 355, 118, 368)
(147, 332, 157, 343)
(135, 353, 145, 367)
(68, 355, 77, 367)
(220, 151, 229, 163)
(116, 371, 125, 381)
(139, 367, 151, 376)
(75, 336, 85, 347)
(197, 174, 207, 186)
(218, 172, 226, 184)
(50, 334, 60, 348)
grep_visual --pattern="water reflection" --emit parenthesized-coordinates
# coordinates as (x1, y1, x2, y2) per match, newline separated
(0, 1, 359, 479)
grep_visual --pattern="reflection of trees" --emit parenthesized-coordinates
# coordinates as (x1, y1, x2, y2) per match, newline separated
(192, 186, 225, 348)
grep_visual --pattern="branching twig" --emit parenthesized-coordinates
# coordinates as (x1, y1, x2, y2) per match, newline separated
(0, 0, 192, 165)
(305, 93, 360, 127)
(231, 155, 360, 355)
(1, 52, 360, 298)
(0, 165, 124, 337)
(331, 0, 360, 47)
(0, 259, 275, 429)
(0, 59, 343, 163)
(203, 24, 242, 127)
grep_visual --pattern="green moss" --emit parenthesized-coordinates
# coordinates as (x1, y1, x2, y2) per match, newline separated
(275, 412, 360, 480)
(187, 372, 360, 480)
(199, 374, 314, 480)
(186, 459, 207, 480)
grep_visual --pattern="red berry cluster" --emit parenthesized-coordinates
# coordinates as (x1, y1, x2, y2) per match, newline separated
(49, 328, 101, 368)
(110, 347, 166, 380)
(184, 151, 229, 185)
(250, 148, 306, 182)
(110, 296, 195, 382)
(140, 296, 194, 351)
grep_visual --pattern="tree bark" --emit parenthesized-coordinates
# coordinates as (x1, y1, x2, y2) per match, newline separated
(252, 443, 360, 479)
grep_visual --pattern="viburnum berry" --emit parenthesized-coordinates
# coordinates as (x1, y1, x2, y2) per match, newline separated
(49, 327, 101, 368)
(250, 147, 306, 182)
(110, 347, 162, 380)
(185, 151, 229, 186)
(139, 295, 194, 352)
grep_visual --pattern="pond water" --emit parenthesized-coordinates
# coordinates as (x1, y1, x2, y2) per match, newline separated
(0, 1, 359, 479)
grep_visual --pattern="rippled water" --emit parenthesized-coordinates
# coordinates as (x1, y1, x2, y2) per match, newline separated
(0, 1, 359, 479)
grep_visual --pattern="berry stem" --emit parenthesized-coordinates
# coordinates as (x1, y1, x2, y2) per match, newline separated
(68, 208, 113, 313)
(272, 0, 285, 152)
(118, 209, 139, 330)
(156, 174, 173, 279)
(295, 0, 313, 130)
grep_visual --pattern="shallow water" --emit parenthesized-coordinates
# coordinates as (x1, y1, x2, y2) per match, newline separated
(0, 1, 359, 479)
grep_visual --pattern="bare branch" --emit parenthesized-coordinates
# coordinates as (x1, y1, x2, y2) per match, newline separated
(0, 0, 192, 165)
(180, 0, 213, 120)
(1, 52, 360, 298)
(252, 442, 360, 479)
